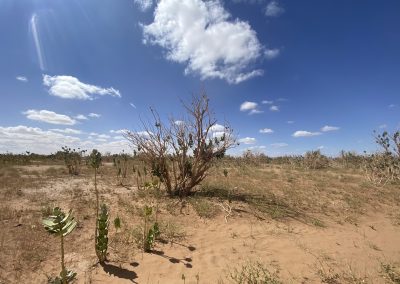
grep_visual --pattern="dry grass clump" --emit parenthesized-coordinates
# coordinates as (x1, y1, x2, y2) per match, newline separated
(381, 263, 400, 283)
(227, 260, 281, 284)
(189, 197, 220, 219)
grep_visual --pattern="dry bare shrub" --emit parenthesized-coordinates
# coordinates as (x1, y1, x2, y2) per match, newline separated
(125, 92, 236, 197)
(303, 150, 330, 169)
(58, 146, 86, 175)
(337, 151, 363, 169)
(363, 130, 400, 185)
(113, 152, 130, 185)
(240, 150, 271, 166)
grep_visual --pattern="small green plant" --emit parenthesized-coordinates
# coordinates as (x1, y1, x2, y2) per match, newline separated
(142, 205, 160, 252)
(42, 207, 77, 284)
(96, 204, 109, 263)
(89, 149, 105, 263)
(132, 205, 161, 252)
(114, 216, 121, 232)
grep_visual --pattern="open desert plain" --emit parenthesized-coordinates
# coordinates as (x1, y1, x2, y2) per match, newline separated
(1, 152, 400, 283)
(1, 0, 400, 283)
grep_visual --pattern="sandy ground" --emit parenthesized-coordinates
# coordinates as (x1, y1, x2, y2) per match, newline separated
(1, 164, 399, 283)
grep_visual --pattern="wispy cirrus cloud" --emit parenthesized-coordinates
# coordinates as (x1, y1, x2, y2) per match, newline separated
(269, 105, 279, 111)
(262, 100, 273, 104)
(75, 114, 88, 120)
(264, 48, 280, 59)
(321, 125, 340, 132)
(43, 75, 121, 100)
(142, 0, 265, 84)
(271, 142, 288, 147)
(23, 109, 76, 125)
(292, 130, 321, 137)
(30, 14, 46, 70)
(16, 76, 28, 82)
(249, 109, 264, 115)
(88, 113, 101, 118)
(265, 1, 284, 17)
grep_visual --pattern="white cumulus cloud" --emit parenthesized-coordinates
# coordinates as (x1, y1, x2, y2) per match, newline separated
(321, 125, 340, 132)
(50, 128, 82, 134)
(134, 0, 153, 11)
(43, 75, 121, 100)
(23, 110, 76, 125)
(75, 114, 88, 120)
(292, 130, 321, 137)
(0, 125, 129, 154)
(142, 0, 265, 84)
(239, 137, 257, 144)
(210, 123, 225, 132)
(265, 1, 284, 17)
(240, 101, 258, 111)
(259, 128, 273, 134)
(110, 129, 129, 134)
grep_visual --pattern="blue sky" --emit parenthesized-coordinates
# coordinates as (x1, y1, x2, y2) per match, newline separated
(0, 0, 399, 156)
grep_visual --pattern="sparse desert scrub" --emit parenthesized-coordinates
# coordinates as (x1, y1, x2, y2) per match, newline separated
(1, 152, 400, 283)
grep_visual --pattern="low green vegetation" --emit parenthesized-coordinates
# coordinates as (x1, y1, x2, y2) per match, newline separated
(42, 207, 77, 284)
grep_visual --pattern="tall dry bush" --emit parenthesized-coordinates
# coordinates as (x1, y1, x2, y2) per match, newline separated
(125, 92, 236, 197)
(363, 130, 400, 185)
(303, 150, 330, 169)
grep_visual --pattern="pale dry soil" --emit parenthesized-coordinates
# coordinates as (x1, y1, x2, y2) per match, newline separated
(0, 164, 399, 284)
